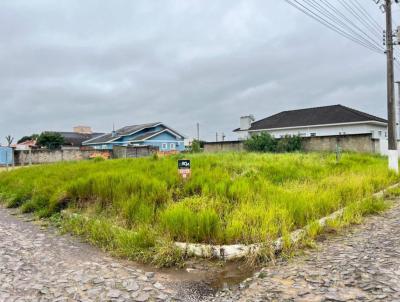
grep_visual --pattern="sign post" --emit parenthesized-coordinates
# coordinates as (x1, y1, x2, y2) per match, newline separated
(178, 159, 191, 179)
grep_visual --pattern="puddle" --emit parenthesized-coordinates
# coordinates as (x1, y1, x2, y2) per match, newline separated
(149, 258, 257, 293)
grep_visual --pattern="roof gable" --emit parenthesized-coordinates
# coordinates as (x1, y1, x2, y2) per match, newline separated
(83, 122, 185, 145)
(240, 105, 387, 131)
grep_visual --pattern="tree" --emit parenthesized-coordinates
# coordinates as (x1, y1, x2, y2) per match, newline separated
(5, 135, 14, 147)
(17, 134, 39, 144)
(36, 132, 64, 150)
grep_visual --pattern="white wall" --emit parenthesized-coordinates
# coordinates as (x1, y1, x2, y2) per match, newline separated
(248, 123, 388, 140)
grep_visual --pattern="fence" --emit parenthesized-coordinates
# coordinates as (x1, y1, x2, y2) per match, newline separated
(113, 145, 158, 159)
(203, 141, 245, 153)
(0, 147, 13, 166)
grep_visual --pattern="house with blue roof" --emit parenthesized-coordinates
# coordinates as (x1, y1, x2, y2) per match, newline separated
(82, 122, 186, 151)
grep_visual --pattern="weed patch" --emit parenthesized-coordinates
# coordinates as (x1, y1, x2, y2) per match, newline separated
(0, 153, 397, 265)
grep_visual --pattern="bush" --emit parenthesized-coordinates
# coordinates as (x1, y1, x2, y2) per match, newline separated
(190, 140, 205, 153)
(245, 133, 302, 153)
(276, 135, 302, 152)
(245, 133, 277, 152)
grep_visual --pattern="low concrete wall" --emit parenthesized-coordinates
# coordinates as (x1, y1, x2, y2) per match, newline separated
(14, 149, 111, 165)
(113, 146, 158, 159)
(204, 134, 380, 154)
(301, 134, 379, 154)
(204, 141, 245, 153)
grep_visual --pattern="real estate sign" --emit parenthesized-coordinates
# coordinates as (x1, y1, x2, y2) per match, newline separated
(178, 159, 191, 179)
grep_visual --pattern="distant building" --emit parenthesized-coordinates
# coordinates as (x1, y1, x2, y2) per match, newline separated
(234, 105, 388, 140)
(82, 122, 186, 151)
(73, 125, 93, 134)
(16, 126, 104, 149)
(51, 126, 104, 148)
(233, 104, 392, 155)
(13, 140, 37, 150)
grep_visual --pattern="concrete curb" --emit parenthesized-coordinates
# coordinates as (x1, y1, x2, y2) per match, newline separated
(175, 183, 400, 260)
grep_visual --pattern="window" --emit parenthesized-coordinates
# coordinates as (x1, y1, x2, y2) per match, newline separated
(310, 133, 316, 137)
(170, 143, 175, 150)
(162, 143, 167, 150)
(378, 131, 382, 137)
(385, 132, 388, 137)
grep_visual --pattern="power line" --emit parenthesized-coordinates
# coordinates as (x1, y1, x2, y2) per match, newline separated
(304, 0, 384, 51)
(349, 0, 384, 35)
(345, 0, 384, 38)
(322, 0, 384, 46)
(284, 0, 384, 54)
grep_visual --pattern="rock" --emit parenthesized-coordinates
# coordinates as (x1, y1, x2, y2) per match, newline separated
(124, 280, 139, 292)
(157, 293, 168, 300)
(107, 289, 121, 298)
(154, 282, 165, 290)
(134, 293, 150, 302)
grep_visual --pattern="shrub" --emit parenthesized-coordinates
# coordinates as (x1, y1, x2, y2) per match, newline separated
(276, 135, 302, 152)
(190, 140, 205, 153)
(245, 133, 277, 152)
(245, 133, 302, 153)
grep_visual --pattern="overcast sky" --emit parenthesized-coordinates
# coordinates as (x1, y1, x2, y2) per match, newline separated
(0, 0, 397, 144)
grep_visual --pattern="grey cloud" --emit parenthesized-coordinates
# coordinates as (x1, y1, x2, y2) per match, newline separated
(0, 0, 391, 143)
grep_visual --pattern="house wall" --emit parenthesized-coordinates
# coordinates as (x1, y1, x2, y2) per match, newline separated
(145, 132, 185, 151)
(0, 147, 13, 166)
(248, 123, 387, 139)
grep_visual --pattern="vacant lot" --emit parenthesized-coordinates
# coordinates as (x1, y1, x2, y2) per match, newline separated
(0, 153, 397, 265)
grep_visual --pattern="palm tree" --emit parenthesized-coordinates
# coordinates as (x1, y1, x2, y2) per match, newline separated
(5, 135, 14, 147)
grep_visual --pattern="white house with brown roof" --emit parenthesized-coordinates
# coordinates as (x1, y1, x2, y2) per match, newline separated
(235, 105, 388, 139)
(234, 105, 390, 155)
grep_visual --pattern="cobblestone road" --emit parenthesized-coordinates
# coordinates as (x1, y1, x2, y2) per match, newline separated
(0, 208, 207, 302)
(2, 203, 400, 301)
(211, 203, 400, 302)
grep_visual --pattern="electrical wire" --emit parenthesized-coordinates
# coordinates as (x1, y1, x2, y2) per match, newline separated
(284, 0, 385, 54)
(304, 0, 384, 51)
(343, 0, 384, 39)
(349, 0, 384, 35)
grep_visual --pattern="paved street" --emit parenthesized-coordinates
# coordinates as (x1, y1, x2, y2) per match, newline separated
(211, 203, 400, 301)
(0, 208, 208, 302)
(1, 203, 400, 301)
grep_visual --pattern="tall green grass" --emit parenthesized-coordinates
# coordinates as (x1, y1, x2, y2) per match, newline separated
(0, 153, 397, 264)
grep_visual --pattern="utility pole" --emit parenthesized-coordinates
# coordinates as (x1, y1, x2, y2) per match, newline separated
(196, 123, 200, 141)
(396, 81, 400, 136)
(216, 132, 218, 142)
(385, 0, 398, 172)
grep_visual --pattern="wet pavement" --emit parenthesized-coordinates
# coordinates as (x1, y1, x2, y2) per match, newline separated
(208, 203, 400, 301)
(1, 202, 400, 301)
